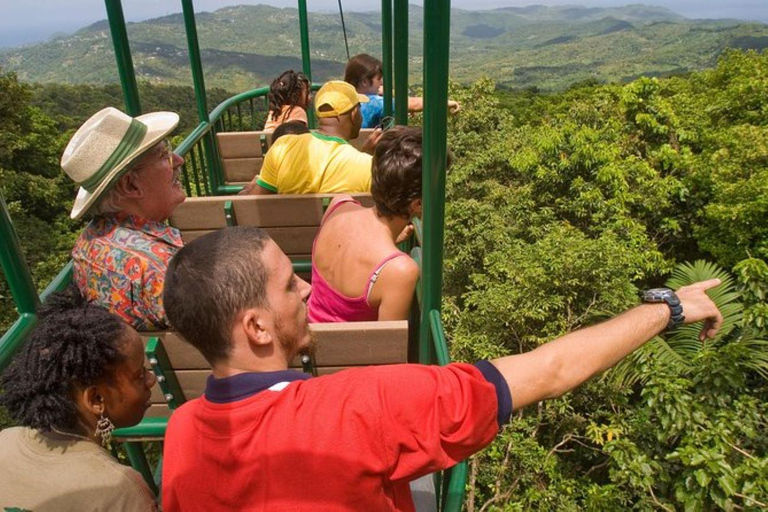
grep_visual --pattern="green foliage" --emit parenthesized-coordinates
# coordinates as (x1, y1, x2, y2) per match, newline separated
(443, 51, 768, 510)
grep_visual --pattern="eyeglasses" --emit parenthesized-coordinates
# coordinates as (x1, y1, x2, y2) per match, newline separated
(377, 116, 395, 131)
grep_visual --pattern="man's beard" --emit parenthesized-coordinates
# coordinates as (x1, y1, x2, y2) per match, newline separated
(276, 318, 316, 361)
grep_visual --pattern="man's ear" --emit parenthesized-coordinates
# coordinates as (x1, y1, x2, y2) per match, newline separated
(241, 309, 273, 347)
(113, 170, 144, 200)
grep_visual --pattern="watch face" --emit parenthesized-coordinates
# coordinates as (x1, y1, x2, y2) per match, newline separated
(644, 288, 673, 302)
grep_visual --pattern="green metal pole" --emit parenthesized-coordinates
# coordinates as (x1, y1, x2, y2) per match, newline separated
(0, 192, 40, 369)
(0, 193, 39, 316)
(393, 0, 409, 125)
(104, 0, 141, 115)
(180, 0, 221, 195)
(381, 0, 394, 118)
(297, 0, 315, 128)
(181, 0, 210, 124)
(418, 0, 451, 365)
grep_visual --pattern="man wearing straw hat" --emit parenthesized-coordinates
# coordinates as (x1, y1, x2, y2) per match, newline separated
(62, 107, 186, 331)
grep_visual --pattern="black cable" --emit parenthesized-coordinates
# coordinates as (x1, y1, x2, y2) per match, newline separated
(338, 0, 350, 61)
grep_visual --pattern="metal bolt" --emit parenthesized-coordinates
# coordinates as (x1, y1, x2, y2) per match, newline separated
(301, 355, 310, 364)
(164, 393, 174, 402)
(149, 357, 158, 366)
(156, 375, 166, 383)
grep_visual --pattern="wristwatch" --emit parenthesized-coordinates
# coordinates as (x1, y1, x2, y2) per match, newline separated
(642, 288, 685, 331)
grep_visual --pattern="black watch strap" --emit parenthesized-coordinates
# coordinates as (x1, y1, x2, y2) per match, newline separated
(642, 288, 685, 331)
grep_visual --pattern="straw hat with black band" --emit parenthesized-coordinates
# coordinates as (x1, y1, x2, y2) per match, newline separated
(62, 107, 180, 220)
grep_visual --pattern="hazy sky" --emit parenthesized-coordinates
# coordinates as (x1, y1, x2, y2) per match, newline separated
(1, 0, 766, 48)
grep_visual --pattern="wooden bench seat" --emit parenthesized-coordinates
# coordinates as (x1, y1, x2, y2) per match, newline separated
(216, 129, 376, 185)
(141, 321, 409, 418)
(169, 193, 374, 261)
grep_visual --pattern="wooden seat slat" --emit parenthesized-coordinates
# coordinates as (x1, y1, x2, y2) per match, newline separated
(141, 321, 408, 370)
(348, 128, 375, 151)
(178, 226, 317, 255)
(222, 157, 264, 182)
(171, 194, 374, 230)
(217, 131, 272, 159)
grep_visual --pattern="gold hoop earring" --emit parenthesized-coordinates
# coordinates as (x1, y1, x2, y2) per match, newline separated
(95, 413, 115, 448)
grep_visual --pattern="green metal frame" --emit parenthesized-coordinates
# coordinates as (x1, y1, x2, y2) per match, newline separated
(0, 0, 464, 509)
(393, 0, 409, 125)
(105, 0, 141, 115)
(381, 0, 394, 118)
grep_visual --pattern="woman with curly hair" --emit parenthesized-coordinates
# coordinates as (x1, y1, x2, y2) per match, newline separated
(0, 288, 158, 511)
(263, 70, 311, 131)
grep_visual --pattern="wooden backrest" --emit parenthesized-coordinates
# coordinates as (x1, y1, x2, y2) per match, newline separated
(143, 320, 408, 418)
(348, 128, 375, 151)
(169, 193, 374, 259)
(216, 131, 273, 184)
(215, 129, 375, 184)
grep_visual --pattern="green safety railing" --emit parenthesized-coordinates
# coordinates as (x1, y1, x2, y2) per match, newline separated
(0, 0, 463, 509)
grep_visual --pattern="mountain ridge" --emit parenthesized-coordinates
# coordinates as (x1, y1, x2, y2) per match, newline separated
(2, 3, 767, 91)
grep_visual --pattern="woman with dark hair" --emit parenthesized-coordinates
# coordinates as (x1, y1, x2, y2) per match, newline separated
(307, 126, 435, 322)
(344, 53, 460, 128)
(264, 70, 311, 131)
(0, 288, 158, 511)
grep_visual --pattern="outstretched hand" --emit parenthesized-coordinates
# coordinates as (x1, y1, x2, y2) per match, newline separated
(395, 224, 415, 244)
(676, 279, 723, 340)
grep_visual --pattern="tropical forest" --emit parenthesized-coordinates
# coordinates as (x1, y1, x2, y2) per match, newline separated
(0, 2, 767, 510)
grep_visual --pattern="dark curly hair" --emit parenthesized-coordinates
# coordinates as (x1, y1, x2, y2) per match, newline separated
(0, 286, 128, 432)
(268, 70, 310, 123)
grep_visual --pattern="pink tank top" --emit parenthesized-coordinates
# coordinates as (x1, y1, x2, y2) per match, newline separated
(307, 198, 406, 323)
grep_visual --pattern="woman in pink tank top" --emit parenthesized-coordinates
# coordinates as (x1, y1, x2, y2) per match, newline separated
(307, 127, 426, 322)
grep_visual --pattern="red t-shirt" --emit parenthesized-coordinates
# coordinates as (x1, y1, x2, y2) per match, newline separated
(163, 363, 501, 511)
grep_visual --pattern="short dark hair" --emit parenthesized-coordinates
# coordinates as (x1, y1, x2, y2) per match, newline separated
(371, 126, 425, 218)
(0, 287, 128, 431)
(344, 54, 383, 89)
(164, 227, 271, 364)
(272, 121, 309, 143)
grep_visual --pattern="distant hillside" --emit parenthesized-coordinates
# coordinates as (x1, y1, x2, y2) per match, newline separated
(2, 3, 767, 91)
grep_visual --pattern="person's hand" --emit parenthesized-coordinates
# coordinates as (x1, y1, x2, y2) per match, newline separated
(238, 180, 257, 195)
(377, 85, 384, 96)
(676, 279, 723, 340)
(395, 224, 415, 244)
(448, 100, 461, 114)
(361, 128, 383, 155)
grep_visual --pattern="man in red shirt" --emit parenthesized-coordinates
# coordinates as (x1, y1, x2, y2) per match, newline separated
(162, 227, 722, 512)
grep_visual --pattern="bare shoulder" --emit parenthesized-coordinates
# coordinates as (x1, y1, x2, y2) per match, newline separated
(384, 255, 420, 283)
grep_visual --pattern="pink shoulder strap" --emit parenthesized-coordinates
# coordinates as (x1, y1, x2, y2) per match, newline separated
(321, 196, 361, 226)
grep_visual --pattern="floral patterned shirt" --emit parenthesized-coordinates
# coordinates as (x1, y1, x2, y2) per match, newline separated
(72, 214, 184, 331)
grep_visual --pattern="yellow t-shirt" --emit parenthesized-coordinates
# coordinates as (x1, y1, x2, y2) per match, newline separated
(0, 427, 157, 511)
(256, 132, 372, 194)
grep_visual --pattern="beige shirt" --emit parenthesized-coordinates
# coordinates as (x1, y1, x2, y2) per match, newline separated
(0, 427, 157, 512)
